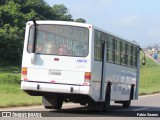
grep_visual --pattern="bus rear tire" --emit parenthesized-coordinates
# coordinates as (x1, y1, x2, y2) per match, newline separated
(80, 102, 87, 106)
(44, 106, 53, 109)
(122, 100, 131, 108)
(103, 83, 111, 112)
(122, 85, 134, 108)
(53, 98, 63, 110)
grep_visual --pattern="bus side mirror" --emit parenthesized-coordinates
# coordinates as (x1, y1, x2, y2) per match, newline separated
(142, 57, 146, 65)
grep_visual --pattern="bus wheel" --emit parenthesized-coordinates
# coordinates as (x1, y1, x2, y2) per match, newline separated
(123, 85, 134, 108)
(53, 98, 63, 110)
(103, 83, 111, 111)
(122, 100, 131, 108)
(80, 102, 87, 106)
(44, 106, 53, 109)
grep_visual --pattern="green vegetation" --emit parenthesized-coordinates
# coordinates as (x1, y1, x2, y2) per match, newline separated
(0, 0, 86, 66)
(0, 66, 20, 72)
(0, 66, 41, 107)
(0, 84, 41, 108)
(0, 66, 21, 85)
(139, 54, 160, 95)
(0, 79, 42, 108)
(0, 73, 20, 84)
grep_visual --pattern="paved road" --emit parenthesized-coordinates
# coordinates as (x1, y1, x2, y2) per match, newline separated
(145, 52, 160, 65)
(0, 94, 160, 119)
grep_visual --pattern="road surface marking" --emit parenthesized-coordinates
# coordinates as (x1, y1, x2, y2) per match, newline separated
(132, 107, 149, 111)
(0, 103, 78, 111)
(0, 106, 43, 111)
(139, 93, 160, 98)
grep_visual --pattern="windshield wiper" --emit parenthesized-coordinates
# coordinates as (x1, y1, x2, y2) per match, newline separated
(32, 20, 37, 53)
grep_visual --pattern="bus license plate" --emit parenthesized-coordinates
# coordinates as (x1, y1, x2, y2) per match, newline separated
(49, 69, 62, 76)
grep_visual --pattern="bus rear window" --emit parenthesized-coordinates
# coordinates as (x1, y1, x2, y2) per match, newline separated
(27, 25, 89, 57)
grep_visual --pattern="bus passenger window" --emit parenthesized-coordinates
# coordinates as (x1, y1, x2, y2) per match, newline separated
(121, 42, 127, 65)
(127, 45, 132, 66)
(107, 36, 115, 63)
(115, 40, 121, 63)
(132, 46, 137, 67)
(94, 30, 102, 60)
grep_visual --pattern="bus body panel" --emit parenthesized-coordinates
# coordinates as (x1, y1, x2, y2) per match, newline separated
(21, 81, 90, 95)
(22, 54, 91, 85)
(90, 61, 138, 102)
(105, 63, 137, 101)
(90, 61, 103, 101)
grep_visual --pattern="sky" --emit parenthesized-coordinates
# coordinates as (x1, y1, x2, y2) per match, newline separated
(45, 0, 160, 48)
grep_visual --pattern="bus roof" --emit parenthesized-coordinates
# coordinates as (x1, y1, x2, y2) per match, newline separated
(27, 20, 92, 29)
(93, 25, 140, 47)
(28, 20, 140, 47)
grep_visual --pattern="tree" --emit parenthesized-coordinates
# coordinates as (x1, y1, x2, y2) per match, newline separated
(75, 18, 86, 23)
(0, 0, 86, 66)
(52, 4, 73, 21)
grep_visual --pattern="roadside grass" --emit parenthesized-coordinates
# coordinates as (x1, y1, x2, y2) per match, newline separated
(0, 84, 41, 108)
(0, 73, 20, 84)
(0, 66, 21, 73)
(139, 54, 160, 95)
(0, 67, 41, 108)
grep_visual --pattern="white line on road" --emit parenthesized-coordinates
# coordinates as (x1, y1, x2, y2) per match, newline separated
(132, 107, 150, 111)
(0, 106, 43, 111)
(0, 103, 79, 111)
(139, 93, 160, 98)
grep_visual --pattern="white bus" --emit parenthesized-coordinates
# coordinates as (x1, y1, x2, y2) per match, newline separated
(21, 20, 145, 111)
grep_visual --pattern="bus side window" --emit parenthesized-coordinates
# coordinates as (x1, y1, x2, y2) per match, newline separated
(132, 46, 137, 67)
(127, 44, 132, 66)
(121, 42, 127, 65)
(94, 30, 102, 61)
(107, 36, 115, 63)
(115, 39, 121, 63)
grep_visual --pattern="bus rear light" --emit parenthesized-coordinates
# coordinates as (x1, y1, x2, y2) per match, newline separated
(24, 78, 28, 81)
(54, 58, 59, 61)
(84, 72, 91, 81)
(22, 67, 28, 80)
(22, 67, 27, 75)
(83, 83, 88, 86)
(51, 80, 55, 83)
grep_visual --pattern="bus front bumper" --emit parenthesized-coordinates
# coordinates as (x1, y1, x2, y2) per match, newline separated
(21, 81, 90, 95)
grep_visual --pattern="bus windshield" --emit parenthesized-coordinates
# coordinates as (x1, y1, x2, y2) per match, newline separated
(28, 24, 89, 57)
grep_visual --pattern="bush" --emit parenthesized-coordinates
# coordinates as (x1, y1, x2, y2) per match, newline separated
(0, 73, 21, 85)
